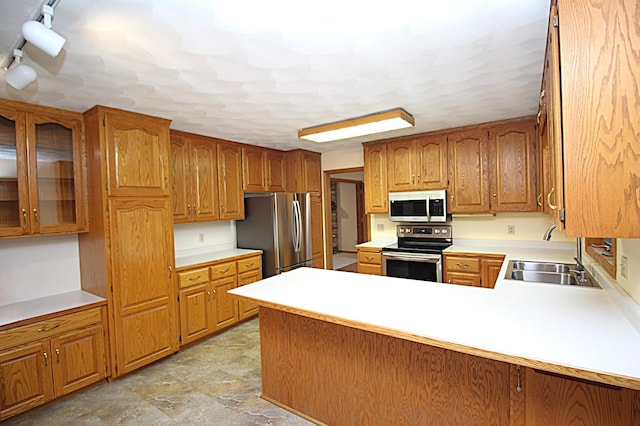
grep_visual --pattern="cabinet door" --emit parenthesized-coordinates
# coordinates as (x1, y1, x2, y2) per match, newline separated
(387, 139, 415, 191)
(416, 134, 448, 190)
(104, 111, 170, 197)
(211, 275, 239, 330)
(108, 198, 178, 376)
(363, 143, 388, 213)
(170, 134, 191, 223)
(448, 128, 490, 213)
(480, 258, 504, 289)
(237, 271, 261, 320)
(0, 341, 53, 420)
(50, 325, 106, 397)
(302, 152, 322, 194)
(242, 147, 266, 192)
(179, 283, 213, 345)
(0, 107, 29, 237)
(26, 112, 86, 235)
(310, 194, 324, 269)
(217, 143, 244, 220)
(489, 120, 537, 212)
(191, 139, 219, 222)
(266, 150, 286, 192)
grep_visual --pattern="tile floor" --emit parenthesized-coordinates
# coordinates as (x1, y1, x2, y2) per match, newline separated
(6, 318, 313, 426)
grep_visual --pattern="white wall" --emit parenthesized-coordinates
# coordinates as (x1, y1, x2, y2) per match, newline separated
(337, 182, 358, 251)
(0, 235, 81, 305)
(174, 221, 236, 254)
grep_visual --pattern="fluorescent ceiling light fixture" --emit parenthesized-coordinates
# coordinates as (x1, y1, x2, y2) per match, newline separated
(4, 49, 37, 90)
(22, 5, 65, 57)
(298, 108, 415, 143)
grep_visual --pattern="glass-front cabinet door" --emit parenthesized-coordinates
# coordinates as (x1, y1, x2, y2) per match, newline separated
(27, 112, 85, 234)
(0, 99, 86, 238)
(0, 108, 29, 237)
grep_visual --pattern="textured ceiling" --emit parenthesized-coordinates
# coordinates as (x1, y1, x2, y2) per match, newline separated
(0, 0, 549, 153)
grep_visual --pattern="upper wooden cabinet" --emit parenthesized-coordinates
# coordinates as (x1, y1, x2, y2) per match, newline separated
(242, 147, 286, 192)
(557, 0, 639, 237)
(285, 149, 321, 194)
(97, 107, 171, 197)
(447, 127, 490, 213)
(489, 119, 537, 212)
(217, 142, 244, 220)
(0, 99, 87, 238)
(363, 142, 388, 213)
(170, 131, 219, 223)
(387, 134, 447, 192)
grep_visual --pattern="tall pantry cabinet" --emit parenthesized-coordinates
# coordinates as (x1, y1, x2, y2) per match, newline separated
(79, 106, 178, 378)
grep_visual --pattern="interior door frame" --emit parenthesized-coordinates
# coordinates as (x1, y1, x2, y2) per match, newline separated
(323, 167, 367, 271)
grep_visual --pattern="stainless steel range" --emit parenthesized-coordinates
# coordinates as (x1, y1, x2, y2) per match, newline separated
(382, 224, 452, 282)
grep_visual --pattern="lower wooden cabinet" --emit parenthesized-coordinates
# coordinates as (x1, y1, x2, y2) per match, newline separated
(356, 247, 383, 275)
(177, 253, 262, 346)
(444, 253, 505, 288)
(0, 306, 108, 420)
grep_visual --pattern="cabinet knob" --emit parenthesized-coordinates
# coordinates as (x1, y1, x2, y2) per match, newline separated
(55, 347, 60, 364)
(22, 208, 27, 225)
(33, 208, 39, 225)
(168, 266, 173, 278)
(43, 351, 49, 367)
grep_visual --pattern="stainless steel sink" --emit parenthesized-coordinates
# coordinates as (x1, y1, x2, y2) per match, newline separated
(510, 261, 570, 273)
(505, 260, 600, 288)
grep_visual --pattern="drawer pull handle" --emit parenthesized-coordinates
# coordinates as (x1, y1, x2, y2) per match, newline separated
(365, 256, 374, 261)
(22, 208, 27, 225)
(189, 275, 203, 281)
(456, 263, 470, 268)
(55, 348, 60, 364)
(245, 262, 254, 267)
(33, 209, 39, 225)
(43, 351, 48, 367)
(207, 290, 211, 301)
(38, 324, 60, 333)
(212, 289, 217, 299)
(219, 267, 230, 273)
(547, 187, 557, 210)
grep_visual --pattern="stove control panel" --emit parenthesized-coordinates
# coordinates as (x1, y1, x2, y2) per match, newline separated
(397, 224, 452, 239)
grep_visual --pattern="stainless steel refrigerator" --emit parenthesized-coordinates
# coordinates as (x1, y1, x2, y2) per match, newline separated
(236, 193, 312, 278)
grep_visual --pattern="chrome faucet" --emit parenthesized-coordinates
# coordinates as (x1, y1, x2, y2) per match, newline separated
(542, 223, 557, 241)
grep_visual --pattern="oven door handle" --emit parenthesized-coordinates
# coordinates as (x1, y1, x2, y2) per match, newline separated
(382, 252, 441, 261)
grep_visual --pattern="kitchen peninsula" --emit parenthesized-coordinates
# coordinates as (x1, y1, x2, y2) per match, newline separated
(230, 256, 640, 425)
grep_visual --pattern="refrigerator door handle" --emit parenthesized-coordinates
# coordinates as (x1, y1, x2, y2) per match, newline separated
(293, 199, 301, 252)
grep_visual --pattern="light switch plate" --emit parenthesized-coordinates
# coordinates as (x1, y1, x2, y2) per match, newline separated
(198, 233, 205, 243)
(621, 255, 628, 279)
(377, 224, 384, 231)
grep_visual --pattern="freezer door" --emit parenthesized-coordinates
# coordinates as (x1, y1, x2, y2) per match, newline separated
(274, 193, 313, 274)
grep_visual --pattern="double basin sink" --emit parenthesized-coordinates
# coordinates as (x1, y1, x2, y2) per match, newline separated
(505, 260, 600, 288)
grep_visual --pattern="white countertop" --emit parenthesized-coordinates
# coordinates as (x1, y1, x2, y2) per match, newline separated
(0, 291, 106, 328)
(355, 237, 397, 249)
(230, 245, 640, 389)
(175, 248, 262, 269)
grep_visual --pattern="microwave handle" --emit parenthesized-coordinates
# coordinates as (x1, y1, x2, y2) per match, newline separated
(426, 195, 431, 222)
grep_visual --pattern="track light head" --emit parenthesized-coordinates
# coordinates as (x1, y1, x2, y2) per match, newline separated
(22, 5, 66, 57)
(4, 49, 37, 90)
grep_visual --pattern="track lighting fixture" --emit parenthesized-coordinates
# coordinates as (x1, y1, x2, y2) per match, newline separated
(4, 49, 37, 90)
(22, 5, 66, 57)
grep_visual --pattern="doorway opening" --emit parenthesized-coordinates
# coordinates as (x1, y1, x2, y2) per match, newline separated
(323, 167, 368, 272)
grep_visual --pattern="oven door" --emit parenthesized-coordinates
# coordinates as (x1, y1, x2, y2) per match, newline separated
(382, 251, 442, 282)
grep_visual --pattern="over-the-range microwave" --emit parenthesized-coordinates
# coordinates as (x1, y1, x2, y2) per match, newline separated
(388, 190, 448, 223)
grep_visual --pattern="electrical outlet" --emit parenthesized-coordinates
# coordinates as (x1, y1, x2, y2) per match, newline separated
(198, 233, 205, 243)
(621, 255, 628, 279)
(377, 224, 384, 231)
(507, 224, 515, 235)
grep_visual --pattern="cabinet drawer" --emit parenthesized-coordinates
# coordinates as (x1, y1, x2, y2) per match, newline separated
(237, 255, 262, 274)
(445, 256, 480, 273)
(178, 267, 209, 288)
(210, 261, 237, 279)
(358, 263, 382, 275)
(357, 250, 382, 265)
(0, 308, 102, 351)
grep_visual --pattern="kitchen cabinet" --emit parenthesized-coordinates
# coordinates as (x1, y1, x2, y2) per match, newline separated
(357, 246, 382, 275)
(177, 253, 262, 346)
(556, 0, 640, 237)
(447, 127, 490, 213)
(386, 133, 448, 192)
(242, 146, 286, 192)
(0, 306, 107, 420)
(285, 149, 322, 194)
(363, 142, 388, 213)
(444, 253, 505, 288)
(79, 106, 178, 378)
(489, 119, 537, 212)
(310, 194, 324, 268)
(170, 131, 219, 223)
(217, 142, 244, 220)
(0, 99, 87, 238)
